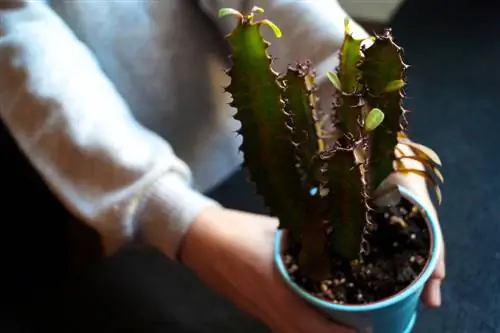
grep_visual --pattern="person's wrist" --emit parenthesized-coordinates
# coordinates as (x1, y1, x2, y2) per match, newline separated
(178, 207, 281, 327)
(177, 206, 261, 317)
(178, 205, 227, 269)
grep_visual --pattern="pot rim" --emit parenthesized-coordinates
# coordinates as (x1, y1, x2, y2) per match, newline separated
(274, 185, 443, 312)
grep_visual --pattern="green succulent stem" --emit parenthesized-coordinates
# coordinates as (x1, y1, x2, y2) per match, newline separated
(283, 64, 325, 152)
(282, 63, 331, 279)
(325, 148, 367, 261)
(282, 63, 325, 186)
(338, 19, 364, 95)
(224, 12, 307, 238)
(361, 29, 408, 191)
(322, 19, 369, 261)
(335, 21, 365, 138)
(299, 216, 331, 281)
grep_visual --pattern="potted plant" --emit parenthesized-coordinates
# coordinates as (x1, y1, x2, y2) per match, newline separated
(219, 6, 444, 333)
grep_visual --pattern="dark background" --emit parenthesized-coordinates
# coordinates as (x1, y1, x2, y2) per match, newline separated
(0, 0, 498, 332)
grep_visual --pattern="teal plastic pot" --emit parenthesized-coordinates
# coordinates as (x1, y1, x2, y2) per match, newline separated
(274, 186, 442, 333)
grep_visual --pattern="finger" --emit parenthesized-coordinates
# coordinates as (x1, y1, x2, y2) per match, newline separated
(422, 277, 442, 307)
(422, 236, 445, 307)
(433, 235, 446, 280)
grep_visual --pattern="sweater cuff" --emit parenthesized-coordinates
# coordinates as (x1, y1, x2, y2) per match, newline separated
(138, 173, 221, 260)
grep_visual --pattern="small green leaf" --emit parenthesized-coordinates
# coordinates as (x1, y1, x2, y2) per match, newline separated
(383, 79, 406, 93)
(261, 19, 282, 38)
(327, 71, 342, 91)
(251, 6, 265, 14)
(344, 17, 351, 35)
(364, 108, 385, 132)
(218, 8, 243, 18)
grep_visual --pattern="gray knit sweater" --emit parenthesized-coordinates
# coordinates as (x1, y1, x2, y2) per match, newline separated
(0, 0, 366, 258)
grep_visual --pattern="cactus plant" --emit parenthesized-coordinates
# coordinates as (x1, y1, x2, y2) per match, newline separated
(219, 6, 443, 304)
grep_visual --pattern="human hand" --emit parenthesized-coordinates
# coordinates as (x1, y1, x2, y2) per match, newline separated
(180, 207, 354, 333)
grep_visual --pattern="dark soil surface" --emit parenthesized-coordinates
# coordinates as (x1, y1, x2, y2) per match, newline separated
(284, 198, 431, 305)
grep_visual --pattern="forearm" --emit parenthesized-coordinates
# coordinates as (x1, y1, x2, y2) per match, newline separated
(0, 1, 219, 258)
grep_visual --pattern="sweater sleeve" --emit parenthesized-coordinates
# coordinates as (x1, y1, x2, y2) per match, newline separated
(198, 0, 369, 82)
(0, 1, 219, 259)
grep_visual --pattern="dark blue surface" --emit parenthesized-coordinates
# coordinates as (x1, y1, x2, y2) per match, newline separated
(389, 0, 499, 332)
